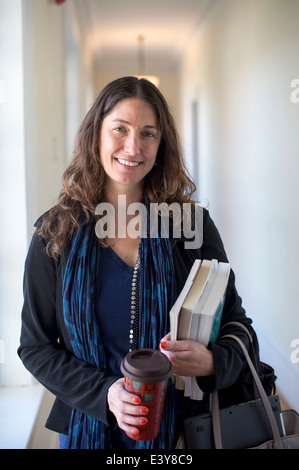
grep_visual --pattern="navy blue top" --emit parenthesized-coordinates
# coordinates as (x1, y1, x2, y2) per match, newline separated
(96, 246, 138, 448)
(96, 245, 134, 376)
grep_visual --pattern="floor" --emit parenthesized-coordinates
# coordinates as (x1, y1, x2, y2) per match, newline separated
(0, 384, 58, 449)
(0, 384, 43, 449)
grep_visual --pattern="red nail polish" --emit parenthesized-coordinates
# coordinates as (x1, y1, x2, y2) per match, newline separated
(141, 407, 148, 414)
(160, 341, 167, 349)
(132, 397, 140, 404)
(132, 429, 139, 435)
(140, 418, 147, 424)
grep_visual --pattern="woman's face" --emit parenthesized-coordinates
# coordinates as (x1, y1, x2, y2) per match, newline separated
(100, 98, 161, 192)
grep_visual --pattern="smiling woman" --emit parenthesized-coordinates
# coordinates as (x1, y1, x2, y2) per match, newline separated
(19, 76, 254, 450)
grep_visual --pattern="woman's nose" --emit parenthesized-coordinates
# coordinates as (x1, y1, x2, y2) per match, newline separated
(124, 133, 140, 156)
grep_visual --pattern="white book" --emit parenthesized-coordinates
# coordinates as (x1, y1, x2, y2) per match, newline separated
(184, 260, 218, 398)
(188, 262, 230, 399)
(169, 259, 201, 341)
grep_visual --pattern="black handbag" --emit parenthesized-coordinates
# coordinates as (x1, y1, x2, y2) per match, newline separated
(182, 333, 299, 449)
(210, 334, 299, 449)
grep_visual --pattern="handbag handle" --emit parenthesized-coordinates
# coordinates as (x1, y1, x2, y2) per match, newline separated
(220, 321, 264, 398)
(220, 321, 258, 368)
(211, 333, 284, 449)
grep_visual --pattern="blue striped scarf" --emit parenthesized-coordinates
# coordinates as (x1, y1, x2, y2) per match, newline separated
(62, 200, 178, 449)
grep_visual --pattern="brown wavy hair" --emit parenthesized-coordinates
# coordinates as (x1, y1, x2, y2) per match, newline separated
(39, 76, 196, 258)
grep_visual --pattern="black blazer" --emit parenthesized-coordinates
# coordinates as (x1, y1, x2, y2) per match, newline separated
(18, 208, 253, 434)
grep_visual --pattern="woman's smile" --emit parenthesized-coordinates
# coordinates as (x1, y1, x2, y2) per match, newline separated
(116, 158, 142, 168)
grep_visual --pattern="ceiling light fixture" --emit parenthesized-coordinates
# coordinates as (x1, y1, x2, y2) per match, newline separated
(136, 35, 160, 88)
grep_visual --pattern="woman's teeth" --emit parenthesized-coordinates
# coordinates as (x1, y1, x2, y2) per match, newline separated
(117, 158, 140, 167)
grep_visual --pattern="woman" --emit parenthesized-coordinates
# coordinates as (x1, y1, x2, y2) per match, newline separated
(18, 76, 254, 449)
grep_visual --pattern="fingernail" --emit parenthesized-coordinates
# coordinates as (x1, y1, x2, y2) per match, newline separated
(141, 407, 148, 414)
(140, 418, 148, 424)
(132, 429, 139, 435)
(132, 397, 140, 404)
(160, 341, 167, 349)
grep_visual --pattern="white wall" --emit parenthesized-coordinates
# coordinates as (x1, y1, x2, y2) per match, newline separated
(0, 0, 30, 386)
(0, 0, 94, 388)
(0, 0, 69, 387)
(65, 0, 94, 163)
(24, 0, 94, 233)
(180, 0, 299, 409)
(24, 0, 68, 234)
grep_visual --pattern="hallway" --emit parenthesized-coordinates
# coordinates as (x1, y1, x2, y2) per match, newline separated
(0, 0, 299, 448)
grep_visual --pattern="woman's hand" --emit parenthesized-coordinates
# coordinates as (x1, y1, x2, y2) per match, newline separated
(159, 332, 214, 377)
(107, 378, 148, 436)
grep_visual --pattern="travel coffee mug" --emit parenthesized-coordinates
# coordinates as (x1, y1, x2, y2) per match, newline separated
(120, 348, 173, 441)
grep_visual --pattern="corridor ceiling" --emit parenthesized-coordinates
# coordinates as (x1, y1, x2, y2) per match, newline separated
(75, 0, 220, 74)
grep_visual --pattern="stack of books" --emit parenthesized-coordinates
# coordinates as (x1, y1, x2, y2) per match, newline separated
(169, 259, 230, 400)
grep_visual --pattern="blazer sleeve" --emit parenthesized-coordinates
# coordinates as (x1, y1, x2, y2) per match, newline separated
(18, 230, 118, 426)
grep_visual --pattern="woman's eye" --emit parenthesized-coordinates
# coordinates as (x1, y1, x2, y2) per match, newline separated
(113, 126, 126, 133)
(143, 131, 156, 138)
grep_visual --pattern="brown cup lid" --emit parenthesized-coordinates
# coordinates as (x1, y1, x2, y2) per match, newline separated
(120, 348, 173, 383)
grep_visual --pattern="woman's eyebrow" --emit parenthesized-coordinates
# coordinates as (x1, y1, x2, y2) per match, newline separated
(111, 119, 159, 130)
